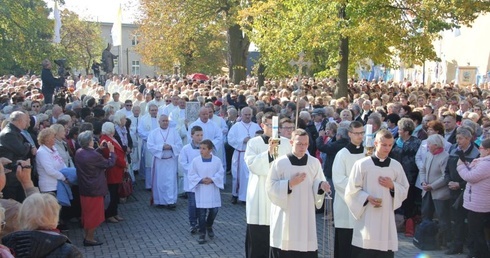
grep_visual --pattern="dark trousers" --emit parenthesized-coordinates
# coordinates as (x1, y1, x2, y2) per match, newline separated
(449, 197, 468, 250)
(245, 224, 269, 258)
(197, 207, 219, 235)
(400, 185, 421, 218)
(105, 183, 120, 218)
(270, 247, 318, 258)
(187, 192, 199, 227)
(334, 228, 353, 258)
(351, 245, 394, 258)
(421, 193, 451, 236)
(467, 210, 490, 258)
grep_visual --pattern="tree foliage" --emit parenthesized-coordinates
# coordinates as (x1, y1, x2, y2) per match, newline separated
(54, 9, 105, 74)
(240, 0, 490, 96)
(136, 0, 248, 82)
(0, 0, 54, 75)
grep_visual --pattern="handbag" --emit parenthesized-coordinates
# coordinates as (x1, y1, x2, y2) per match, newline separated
(118, 171, 133, 198)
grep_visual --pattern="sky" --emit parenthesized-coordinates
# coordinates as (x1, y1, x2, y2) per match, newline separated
(44, 0, 140, 23)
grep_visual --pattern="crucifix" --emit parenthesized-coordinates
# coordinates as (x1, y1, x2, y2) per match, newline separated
(289, 52, 312, 129)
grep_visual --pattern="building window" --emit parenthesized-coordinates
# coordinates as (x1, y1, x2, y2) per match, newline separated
(131, 61, 140, 75)
(132, 35, 138, 46)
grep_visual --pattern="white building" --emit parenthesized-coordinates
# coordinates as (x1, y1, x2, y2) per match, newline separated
(99, 22, 158, 77)
(399, 14, 490, 86)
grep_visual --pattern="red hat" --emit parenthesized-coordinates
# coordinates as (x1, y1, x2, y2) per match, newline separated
(214, 100, 223, 106)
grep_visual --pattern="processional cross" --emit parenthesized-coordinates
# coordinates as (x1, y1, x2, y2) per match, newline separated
(289, 52, 312, 129)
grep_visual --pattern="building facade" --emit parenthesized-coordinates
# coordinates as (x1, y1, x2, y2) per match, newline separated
(99, 22, 158, 77)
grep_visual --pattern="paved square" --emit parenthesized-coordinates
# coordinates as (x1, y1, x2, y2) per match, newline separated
(65, 175, 466, 257)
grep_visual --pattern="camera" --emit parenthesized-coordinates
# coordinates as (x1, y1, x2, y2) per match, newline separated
(102, 142, 108, 148)
(54, 59, 71, 78)
(4, 162, 19, 172)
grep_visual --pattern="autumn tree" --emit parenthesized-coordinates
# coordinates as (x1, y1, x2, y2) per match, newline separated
(240, 0, 490, 97)
(0, 0, 54, 75)
(136, 0, 248, 82)
(54, 9, 105, 74)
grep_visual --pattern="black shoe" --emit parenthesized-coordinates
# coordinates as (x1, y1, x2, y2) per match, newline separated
(207, 227, 214, 238)
(198, 234, 206, 244)
(83, 239, 103, 246)
(167, 204, 176, 209)
(445, 247, 463, 255)
(179, 193, 188, 199)
(134, 170, 139, 175)
(190, 226, 198, 234)
(231, 196, 238, 204)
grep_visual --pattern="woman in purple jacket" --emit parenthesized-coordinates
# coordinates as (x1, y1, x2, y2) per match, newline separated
(457, 138, 490, 258)
(75, 131, 115, 246)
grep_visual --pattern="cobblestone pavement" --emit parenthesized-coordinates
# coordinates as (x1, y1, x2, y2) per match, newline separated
(65, 174, 466, 258)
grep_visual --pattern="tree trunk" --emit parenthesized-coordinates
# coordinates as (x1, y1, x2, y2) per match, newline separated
(257, 62, 266, 87)
(336, 36, 349, 98)
(227, 24, 250, 84)
(335, 5, 349, 98)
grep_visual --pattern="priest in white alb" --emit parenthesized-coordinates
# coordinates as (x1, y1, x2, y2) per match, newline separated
(147, 114, 183, 208)
(266, 129, 330, 258)
(138, 104, 160, 190)
(345, 129, 409, 258)
(187, 107, 223, 156)
(228, 107, 261, 204)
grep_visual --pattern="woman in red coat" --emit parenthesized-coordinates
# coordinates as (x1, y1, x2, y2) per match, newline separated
(100, 122, 127, 223)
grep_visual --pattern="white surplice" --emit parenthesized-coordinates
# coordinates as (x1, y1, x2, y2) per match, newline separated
(331, 146, 366, 229)
(227, 121, 262, 201)
(178, 143, 201, 192)
(147, 127, 183, 205)
(188, 155, 224, 208)
(244, 135, 291, 225)
(137, 114, 159, 189)
(266, 154, 326, 252)
(345, 156, 409, 252)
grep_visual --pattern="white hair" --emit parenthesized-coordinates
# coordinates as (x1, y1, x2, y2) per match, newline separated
(101, 122, 115, 135)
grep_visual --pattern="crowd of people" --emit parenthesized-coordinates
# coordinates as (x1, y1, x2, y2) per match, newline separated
(0, 60, 489, 257)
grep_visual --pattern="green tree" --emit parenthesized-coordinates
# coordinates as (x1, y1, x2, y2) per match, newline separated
(0, 0, 54, 75)
(54, 9, 105, 74)
(136, 0, 247, 82)
(241, 0, 490, 97)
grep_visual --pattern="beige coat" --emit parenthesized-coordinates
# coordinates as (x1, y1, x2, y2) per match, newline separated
(419, 151, 450, 200)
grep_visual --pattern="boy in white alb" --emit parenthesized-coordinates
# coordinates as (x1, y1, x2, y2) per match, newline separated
(178, 126, 203, 234)
(188, 140, 225, 244)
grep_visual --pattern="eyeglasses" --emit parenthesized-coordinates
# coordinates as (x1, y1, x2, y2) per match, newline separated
(349, 131, 365, 135)
(165, 100, 171, 103)
(126, 104, 132, 107)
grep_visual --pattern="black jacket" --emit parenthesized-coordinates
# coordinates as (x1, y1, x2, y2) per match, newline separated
(445, 143, 480, 199)
(316, 137, 349, 178)
(305, 119, 327, 155)
(41, 68, 63, 95)
(2, 230, 82, 258)
(0, 123, 31, 164)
